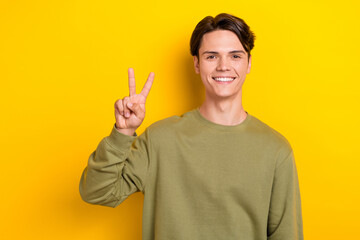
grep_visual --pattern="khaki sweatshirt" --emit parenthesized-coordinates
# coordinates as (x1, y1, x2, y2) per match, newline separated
(79, 108, 303, 240)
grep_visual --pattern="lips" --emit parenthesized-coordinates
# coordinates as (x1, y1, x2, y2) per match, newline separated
(212, 77, 236, 82)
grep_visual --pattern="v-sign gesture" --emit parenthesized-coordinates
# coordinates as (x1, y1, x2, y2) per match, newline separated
(114, 68, 154, 136)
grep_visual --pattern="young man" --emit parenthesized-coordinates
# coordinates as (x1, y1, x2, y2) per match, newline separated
(80, 13, 303, 240)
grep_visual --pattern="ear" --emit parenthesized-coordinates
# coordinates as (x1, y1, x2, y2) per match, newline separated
(247, 55, 252, 74)
(193, 56, 200, 74)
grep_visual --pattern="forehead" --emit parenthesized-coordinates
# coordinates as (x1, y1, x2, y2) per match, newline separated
(199, 30, 245, 53)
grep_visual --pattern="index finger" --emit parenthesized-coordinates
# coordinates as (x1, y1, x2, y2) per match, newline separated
(140, 72, 155, 99)
(128, 68, 136, 96)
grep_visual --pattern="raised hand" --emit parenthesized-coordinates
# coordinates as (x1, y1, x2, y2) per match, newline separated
(114, 68, 154, 135)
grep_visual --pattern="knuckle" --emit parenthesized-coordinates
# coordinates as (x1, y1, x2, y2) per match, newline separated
(115, 100, 123, 110)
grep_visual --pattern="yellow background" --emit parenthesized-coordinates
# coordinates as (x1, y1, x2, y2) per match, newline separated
(1, 0, 359, 239)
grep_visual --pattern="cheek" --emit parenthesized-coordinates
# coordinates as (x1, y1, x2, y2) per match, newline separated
(234, 62, 249, 75)
(199, 62, 216, 74)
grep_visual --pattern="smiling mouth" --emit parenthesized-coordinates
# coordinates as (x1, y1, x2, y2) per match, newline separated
(212, 77, 236, 82)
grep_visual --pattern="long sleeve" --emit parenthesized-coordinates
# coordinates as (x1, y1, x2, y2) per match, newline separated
(267, 151, 304, 240)
(79, 125, 151, 208)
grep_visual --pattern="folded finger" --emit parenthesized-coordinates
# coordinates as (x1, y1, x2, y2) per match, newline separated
(115, 99, 124, 116)
(123, 97, 131, 118)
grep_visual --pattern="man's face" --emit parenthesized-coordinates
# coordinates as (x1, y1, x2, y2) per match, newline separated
(194, 30, 251, 100)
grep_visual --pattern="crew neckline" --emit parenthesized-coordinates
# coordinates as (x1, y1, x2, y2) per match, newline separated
(191, 107, 252, 132)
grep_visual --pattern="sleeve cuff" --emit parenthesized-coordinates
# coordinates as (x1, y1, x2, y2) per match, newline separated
(106, 124, 137, 151)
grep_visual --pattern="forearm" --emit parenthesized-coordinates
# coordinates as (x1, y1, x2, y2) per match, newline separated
(267, 151, 303, 240)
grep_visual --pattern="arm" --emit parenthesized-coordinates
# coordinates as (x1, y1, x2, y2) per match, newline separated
(267, 151, 304, 240)
(79, 126, 151, 208)
(79, 68, 154, 207)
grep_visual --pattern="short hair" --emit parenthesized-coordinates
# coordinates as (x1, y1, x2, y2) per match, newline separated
(190, 13, 255, 60)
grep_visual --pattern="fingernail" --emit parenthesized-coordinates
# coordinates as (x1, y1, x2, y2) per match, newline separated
(125, 112, 130, 117)
(127, 102, 133, 108)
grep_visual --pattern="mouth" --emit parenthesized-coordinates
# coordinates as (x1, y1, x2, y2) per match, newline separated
(212, 77, 236, 83)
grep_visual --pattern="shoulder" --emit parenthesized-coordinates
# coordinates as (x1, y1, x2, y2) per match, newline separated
(248, 114, 293, 157)
(145, 110, 195, 137)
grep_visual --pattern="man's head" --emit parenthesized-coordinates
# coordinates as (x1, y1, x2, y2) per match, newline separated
(190, 13, 256, 100)
(190, 13, 255, 61)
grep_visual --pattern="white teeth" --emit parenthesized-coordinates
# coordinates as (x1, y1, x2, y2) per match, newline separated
(213, 77, 234, 82)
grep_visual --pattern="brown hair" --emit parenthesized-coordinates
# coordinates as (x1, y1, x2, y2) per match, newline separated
(190, 13, 255, 60)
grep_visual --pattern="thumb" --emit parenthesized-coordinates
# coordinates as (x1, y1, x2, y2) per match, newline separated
(127, 102, 144, 119)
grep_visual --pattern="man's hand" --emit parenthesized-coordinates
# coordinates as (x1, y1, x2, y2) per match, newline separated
(114, 68, 154, 136)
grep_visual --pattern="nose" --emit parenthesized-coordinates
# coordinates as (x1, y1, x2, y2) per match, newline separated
(216, 57, 230, 71)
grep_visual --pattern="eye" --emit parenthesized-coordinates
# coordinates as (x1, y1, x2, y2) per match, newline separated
(233, 55, 241, 59)
(206, 55, 216, 59)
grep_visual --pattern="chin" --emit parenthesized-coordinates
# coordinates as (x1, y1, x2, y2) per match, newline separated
(210, 91, 237, 99)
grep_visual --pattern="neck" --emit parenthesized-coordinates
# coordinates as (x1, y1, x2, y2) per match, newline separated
(198, 92, 247, 126)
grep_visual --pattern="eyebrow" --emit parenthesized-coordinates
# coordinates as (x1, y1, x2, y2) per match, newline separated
(202, 50, 246, 55)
